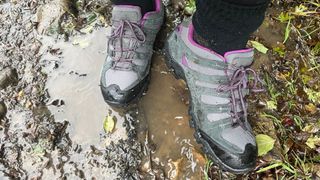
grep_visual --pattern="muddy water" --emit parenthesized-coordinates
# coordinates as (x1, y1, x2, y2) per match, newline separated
(42, 28, 127, 146)
(40, 26, 206, 178)
(37, 17, 282, 178)
(138, 55, 205, 179)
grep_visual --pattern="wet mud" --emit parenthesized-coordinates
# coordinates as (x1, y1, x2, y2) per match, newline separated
(40, 26, 207, 178)
(0, 0, 206, 176)
(137, 54, 205, 179)
(2, 0, 319, 179)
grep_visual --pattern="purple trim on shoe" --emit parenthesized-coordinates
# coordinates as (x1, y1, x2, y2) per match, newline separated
(182, 54, 189, 67)
(188, 24, 226, 61)
(141, 0, 161, 26)
(224, 49, 254, 58)
(188, 23, 254, 63)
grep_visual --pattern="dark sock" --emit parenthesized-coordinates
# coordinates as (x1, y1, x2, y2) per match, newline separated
(111, 0, 155, 16)
(193, 0, 270, 55)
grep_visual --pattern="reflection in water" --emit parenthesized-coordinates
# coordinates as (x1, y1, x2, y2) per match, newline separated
(43, 28, 127, 146)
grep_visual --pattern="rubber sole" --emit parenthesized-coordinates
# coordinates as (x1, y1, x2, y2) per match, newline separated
(163, 41, 253, 174)
(101, 74, 150, 108)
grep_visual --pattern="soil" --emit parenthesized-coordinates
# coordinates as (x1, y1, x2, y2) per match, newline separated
(1, 0, 319, 179)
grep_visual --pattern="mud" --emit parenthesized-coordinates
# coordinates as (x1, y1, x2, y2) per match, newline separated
(0, 0, 207, 178)
(137, 54, 206, 179)
(1, 0, 319, 179)
(40, 26, 207, 178)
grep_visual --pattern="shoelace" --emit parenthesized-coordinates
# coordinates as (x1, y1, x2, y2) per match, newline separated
(218, 67, 264, 129)
(108, 20, 146, 70)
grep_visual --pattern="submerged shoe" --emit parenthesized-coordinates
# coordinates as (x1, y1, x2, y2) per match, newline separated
(164, 19, 264, 174)
(100, 0, 164, 106)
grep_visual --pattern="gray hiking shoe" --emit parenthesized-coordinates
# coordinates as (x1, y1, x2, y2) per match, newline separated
(164, 19, 264, 174)
(100, 1, 164, 106)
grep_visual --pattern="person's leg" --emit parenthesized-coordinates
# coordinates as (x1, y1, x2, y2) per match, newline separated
(193, 0, 270, 55)
(111, 0, 155, 15)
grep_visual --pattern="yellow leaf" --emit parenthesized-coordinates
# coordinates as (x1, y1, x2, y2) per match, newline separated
(305, 103, 317, 114)
(306, 136, 320, 149)
(303, 123, 320, 134)
(103, 115, 115, 133)
(250, 41, 268, 54)
(304, 87, 320, 103)
(266, 100, 277, 110)
(18, 90, 24, 98)
(256, 134, 276, 156)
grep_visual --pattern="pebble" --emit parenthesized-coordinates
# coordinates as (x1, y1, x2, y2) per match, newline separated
(0, 68, 18, 90)
(0, 101, 7, 119)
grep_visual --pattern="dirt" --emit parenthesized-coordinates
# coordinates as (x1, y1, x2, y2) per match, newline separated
(1, 0, 319, 179)
(0, 0, 205, 179)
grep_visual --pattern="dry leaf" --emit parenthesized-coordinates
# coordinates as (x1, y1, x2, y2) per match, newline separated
(103, 115, 115, 133)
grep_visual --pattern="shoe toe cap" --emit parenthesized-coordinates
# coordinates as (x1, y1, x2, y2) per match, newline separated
(101, 84, 127, 103)
(200, 131, 257, 173)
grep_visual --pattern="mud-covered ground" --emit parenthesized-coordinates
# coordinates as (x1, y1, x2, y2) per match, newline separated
(0, 0, 319, 179)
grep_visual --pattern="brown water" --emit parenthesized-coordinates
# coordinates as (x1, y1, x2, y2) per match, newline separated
(138, 54, 205, 179)
(42, 27, 206, 179)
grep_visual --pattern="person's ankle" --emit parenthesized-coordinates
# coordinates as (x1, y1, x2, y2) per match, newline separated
(193, 30, 249, 56)
(112, 0, 155, 16)
(193, 30, 227, 55)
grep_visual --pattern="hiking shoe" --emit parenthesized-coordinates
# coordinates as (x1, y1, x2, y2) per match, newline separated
(164, 19, 264, 174)
(100, 0, 164, 106)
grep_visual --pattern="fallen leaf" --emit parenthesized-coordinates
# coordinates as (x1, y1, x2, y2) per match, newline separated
(250, 41, 269, 54)
(256, 134, 276, 156)
(306, 136, 320, 149)
(313, 164, 320, 178)
(283, 139, 294, 154)
(305, 103, 317, 114)
(266, 100, 277, 110)
(303, 123, 320, 133)
(304, 87, 320, 103)
(18, 90, 24, 98)
(103, 115, 115, 133)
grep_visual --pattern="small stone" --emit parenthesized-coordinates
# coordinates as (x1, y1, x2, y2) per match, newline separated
(0, 101, 7, 119)
(0, 68, 18, 90)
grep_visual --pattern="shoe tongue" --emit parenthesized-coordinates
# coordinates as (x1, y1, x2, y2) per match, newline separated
(224, 49, 254, 67)
(112, 5, 142, 23)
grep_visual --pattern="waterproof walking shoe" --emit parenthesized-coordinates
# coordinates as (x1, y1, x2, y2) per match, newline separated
(100, 0, 164, 106)
(164, 19, 264, 174)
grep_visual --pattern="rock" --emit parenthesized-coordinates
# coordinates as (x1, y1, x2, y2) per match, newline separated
(36, 0, 65, 35)
(0, 68, 18, 90)
(0, 101, 7, 119)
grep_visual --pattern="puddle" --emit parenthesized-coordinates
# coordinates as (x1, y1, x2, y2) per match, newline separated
(137, 54, 206, 179)
(40, 25, 206, 178)
(16, 18, 279, 179)
(41, 28, 127, 146)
